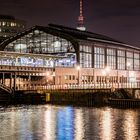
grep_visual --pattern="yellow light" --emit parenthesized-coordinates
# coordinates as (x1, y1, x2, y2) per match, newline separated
(127, 62, 131, 67)
(105, 66, 110, 72)
(102, 70, 106, 76)
(76, 65, 80, 70)
(46, 72, 50, 76)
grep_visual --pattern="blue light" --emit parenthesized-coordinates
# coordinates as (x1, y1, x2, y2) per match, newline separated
(56, 107, 74, 140)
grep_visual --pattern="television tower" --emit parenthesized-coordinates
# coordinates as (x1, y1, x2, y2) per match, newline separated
(77, 0, 86, 31)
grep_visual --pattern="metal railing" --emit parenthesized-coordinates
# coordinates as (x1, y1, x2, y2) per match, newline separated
(0, 83, 13, 94)
(17, 82, 140, 91)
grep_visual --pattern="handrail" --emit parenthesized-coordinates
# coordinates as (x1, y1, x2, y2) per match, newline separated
(0, 83, 13, 94)
(19, 82, 140, 91)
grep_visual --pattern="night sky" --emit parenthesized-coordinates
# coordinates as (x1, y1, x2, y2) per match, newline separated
(0, 0, 140, 47)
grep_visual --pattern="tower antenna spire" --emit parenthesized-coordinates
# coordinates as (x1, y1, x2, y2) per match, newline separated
(77, 0, 86, 31)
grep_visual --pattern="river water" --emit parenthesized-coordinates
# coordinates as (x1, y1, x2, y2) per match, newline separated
(0, 105, 139, 140)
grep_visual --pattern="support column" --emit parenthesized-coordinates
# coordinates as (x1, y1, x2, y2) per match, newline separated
(28, 74, 31, 90)
(2, 73, 5, 84)
(10, 73, 12, 88)
(13, 72, 16, 91)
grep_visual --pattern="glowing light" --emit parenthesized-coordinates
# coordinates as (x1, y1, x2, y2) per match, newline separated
(76, 65, 80, 70)
(46, 72, 50, 76)
(74, 109, 85, 140)
(54, 41, 61, 48)
(105, 66, 110, 72)
(100, 108, 113, 140)
(44, 107, 56, 140)
(123, 110, 138, 140)
(102, 70, 106, 76)
(127, 62, 131, 67)
(15, 44, 27, 51)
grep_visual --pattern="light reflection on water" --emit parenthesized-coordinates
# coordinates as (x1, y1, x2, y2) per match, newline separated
(0, 105, 139, 140)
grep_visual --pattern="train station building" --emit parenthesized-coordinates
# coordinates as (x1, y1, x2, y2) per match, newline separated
(0, 24, 140, 89)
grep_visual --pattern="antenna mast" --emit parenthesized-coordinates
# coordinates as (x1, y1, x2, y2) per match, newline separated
(77, 0, 86, 31)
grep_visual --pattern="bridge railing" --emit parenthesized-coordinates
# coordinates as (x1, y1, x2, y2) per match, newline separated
(0, 83, 13, 94)
(17, 82, 140, 91)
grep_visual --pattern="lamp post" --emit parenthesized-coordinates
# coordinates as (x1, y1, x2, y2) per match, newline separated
(76, 65, 81, 86)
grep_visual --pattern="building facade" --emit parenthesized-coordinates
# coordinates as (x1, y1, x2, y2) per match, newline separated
(0, 24, 140, 89)
(0, 15, 26, 37)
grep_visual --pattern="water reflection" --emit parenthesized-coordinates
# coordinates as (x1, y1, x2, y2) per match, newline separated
(100, 108, 113, 140)
(123, 110, 139, 140)
(74, 109, 85, 140)
(44, 106, 56, 140)
(56, 107, 74, 140)
(0, 105, 139, 140)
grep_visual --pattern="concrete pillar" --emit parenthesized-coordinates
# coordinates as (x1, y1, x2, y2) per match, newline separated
(28, 74, 31, 90)
(10, 73, 12, 88)
(2, 73, 4, 84)
(13, 72, 16, 91)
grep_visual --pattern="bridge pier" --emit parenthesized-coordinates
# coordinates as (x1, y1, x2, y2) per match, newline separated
(10, 73, 12, 88)
(2, 73, 5, 85)
(13, 73, 16, 91)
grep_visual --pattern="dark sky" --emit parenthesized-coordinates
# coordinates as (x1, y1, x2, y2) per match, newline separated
(0, 0, 140, 47)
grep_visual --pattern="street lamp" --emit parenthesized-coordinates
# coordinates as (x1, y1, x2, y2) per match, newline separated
(76, 65, 81, 86)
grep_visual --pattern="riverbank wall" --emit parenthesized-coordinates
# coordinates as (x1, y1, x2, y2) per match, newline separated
(0, 88, 140, 107)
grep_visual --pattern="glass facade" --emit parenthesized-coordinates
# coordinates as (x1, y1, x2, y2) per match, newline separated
(1, 25, 140, 88)
(134, 53, 140, 70)
(117, 50, 125, 70)
(107, 48, 116, 69)
(4, 29, 76, 67)
(126, 52, 133, 70)
(2, 29, 140, 71)
(0, 53, 55, 67)
(80, 45, 92, 68)
(94, 47, 105, 68)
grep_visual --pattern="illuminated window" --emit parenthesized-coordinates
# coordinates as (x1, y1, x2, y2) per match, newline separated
(94, 47, 105, 68)
(11, 22, 14, 26)
(2, 22, 6, 26)
(126, 51, 133, 70)
(4, 29, 76, 67)
(134, 53, 139, 70)
(80, 45, 92, 68)
(5, 30, 74, 54)
(107, 48, 116, 69)
(117, 50, 125, 70)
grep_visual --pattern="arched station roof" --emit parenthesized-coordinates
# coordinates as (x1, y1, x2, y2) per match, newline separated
(0, 25, 79, 53)
(0, 23, 139, 51)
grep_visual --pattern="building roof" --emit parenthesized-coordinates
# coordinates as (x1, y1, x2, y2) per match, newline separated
(48, 24, 140, 50)
(0, 25, 79, 51)
(48, 24, 122, 43)
(0, 23, 139, 51)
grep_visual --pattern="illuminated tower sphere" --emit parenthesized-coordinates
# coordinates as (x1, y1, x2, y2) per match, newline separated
(77, 0, 86, 31)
